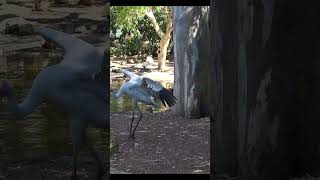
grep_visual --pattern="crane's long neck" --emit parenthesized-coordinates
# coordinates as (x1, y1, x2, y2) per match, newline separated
(111, 90, 120, 99)
(6, 87, 42, 118)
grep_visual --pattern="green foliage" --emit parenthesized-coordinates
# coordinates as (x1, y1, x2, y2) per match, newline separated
(111, 6, 171, 57)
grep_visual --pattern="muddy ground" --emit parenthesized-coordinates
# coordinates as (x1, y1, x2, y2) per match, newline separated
(0, 154, 108, 180)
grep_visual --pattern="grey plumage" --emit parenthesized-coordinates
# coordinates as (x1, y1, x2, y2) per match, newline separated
(0, 27, 108, 180)
(112, 69, 176, 140)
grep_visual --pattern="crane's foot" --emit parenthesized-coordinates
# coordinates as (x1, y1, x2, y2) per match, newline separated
(128, 133, 135, 141)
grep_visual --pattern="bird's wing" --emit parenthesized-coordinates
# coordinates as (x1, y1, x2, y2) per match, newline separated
(140, 77, 176, 107)
(34, 27, 104, 79)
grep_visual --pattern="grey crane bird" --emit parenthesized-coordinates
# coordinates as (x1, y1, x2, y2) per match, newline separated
(0, 27, 108, 180)
(111, 69, 176, 140)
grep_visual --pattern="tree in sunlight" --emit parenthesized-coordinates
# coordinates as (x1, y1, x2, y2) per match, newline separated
(172, 6, 210, 118)
(111, 6, 172, 71)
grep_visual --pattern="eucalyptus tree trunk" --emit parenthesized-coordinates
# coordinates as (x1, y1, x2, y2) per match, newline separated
(172, 6, 210, 118)
(211, 0, 320, 179)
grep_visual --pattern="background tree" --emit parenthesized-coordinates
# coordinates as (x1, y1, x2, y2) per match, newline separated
(145, 6, 172, 70)
(210, 0, 320, 179)
(111, 6, 172, 70)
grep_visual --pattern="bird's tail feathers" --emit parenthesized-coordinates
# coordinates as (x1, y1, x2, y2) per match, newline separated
(150, 97, 160, 107)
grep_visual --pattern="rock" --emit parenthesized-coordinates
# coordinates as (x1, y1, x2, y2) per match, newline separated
(120, 61, 126, 65)
(6, 0, 35, 4)
(58, 22, 74, 34)
(4, 23, 34, 35)
(23, 3, 35, 8)
(0, 0, 6, 5)
(111, 69, 120, 73)
(0, 14, 18, 22)
(0, 4, 31, 17)
(4, 23, 18, 34)
(75, 34, 108, 44)
(127, 59, 134, 64)
(54, 0, 80, 5)
(145, 56, 154, 64)
(33, 0, 50, 11)
(74, 25, 88, 33)
(48, 7, 88, 14)
(96, 23, 107, 33)
(0, 17, 33, 33)
(78, 0, 92, 6)
(88, 24, 97, 31)
(142, 62, 148, 68)
(78, 6, 105, 21)
(0, 34, 44, 52)
(24, 11, 69, 21)
(42, 41, 56, 49)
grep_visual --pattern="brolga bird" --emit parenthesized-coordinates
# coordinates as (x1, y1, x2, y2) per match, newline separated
(111, 69, 176, 140)
(0, 27, 108, 180)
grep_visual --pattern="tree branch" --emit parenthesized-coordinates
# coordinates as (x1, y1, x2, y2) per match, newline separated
(145, 7, 164, 38)
(164, 7, 173, 39)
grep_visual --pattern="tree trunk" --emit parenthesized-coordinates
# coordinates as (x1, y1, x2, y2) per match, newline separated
(158, 7, 173, 71)
(211, 0, 320, 179)
(173, 6, 210, 118)
(158, 27, 171, 71)
(145, 7, 173, 71)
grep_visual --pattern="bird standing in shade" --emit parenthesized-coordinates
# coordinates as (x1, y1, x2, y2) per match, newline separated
(0, 27, 108, 180)
(111, 69, 176, 140)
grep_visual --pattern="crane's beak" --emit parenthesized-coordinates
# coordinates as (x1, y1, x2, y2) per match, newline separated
(110, 86, 115, 92)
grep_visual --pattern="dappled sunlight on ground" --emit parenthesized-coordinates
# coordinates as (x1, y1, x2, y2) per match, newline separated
(110, 110, 210, 174)
(110, 58, 174, 85)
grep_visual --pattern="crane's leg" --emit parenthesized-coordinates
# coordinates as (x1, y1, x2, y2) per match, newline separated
(130, 103, 143, 140)
(84, 135, 105, 180)
(128, 110, 135, 140)
(70, 118, 85, 180)
(128, 99, 137, 140)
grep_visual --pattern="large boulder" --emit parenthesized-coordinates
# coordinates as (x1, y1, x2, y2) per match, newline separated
(0, 17, 35, 35)
(4, 23, 34, 35)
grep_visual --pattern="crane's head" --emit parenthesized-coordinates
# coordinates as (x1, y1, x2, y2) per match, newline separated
(110, 86, 116, 92)
(0, 80, 13, 98)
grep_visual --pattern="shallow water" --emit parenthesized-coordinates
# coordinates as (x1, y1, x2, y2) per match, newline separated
(0, 50, 108, 161)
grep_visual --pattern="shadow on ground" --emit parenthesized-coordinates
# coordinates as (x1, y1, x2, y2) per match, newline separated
(110, 110, 210, 174)
(0, 154, 108, 180)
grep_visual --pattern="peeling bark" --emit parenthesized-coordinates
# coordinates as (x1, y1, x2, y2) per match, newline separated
(173, 6, 210, 118)
(211, 0, 320, 179)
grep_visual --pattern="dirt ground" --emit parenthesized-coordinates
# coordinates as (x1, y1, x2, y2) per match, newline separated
(0, 154, 108, 180)
(110, 58, 174, 85)
(110, 110, 210, 174)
